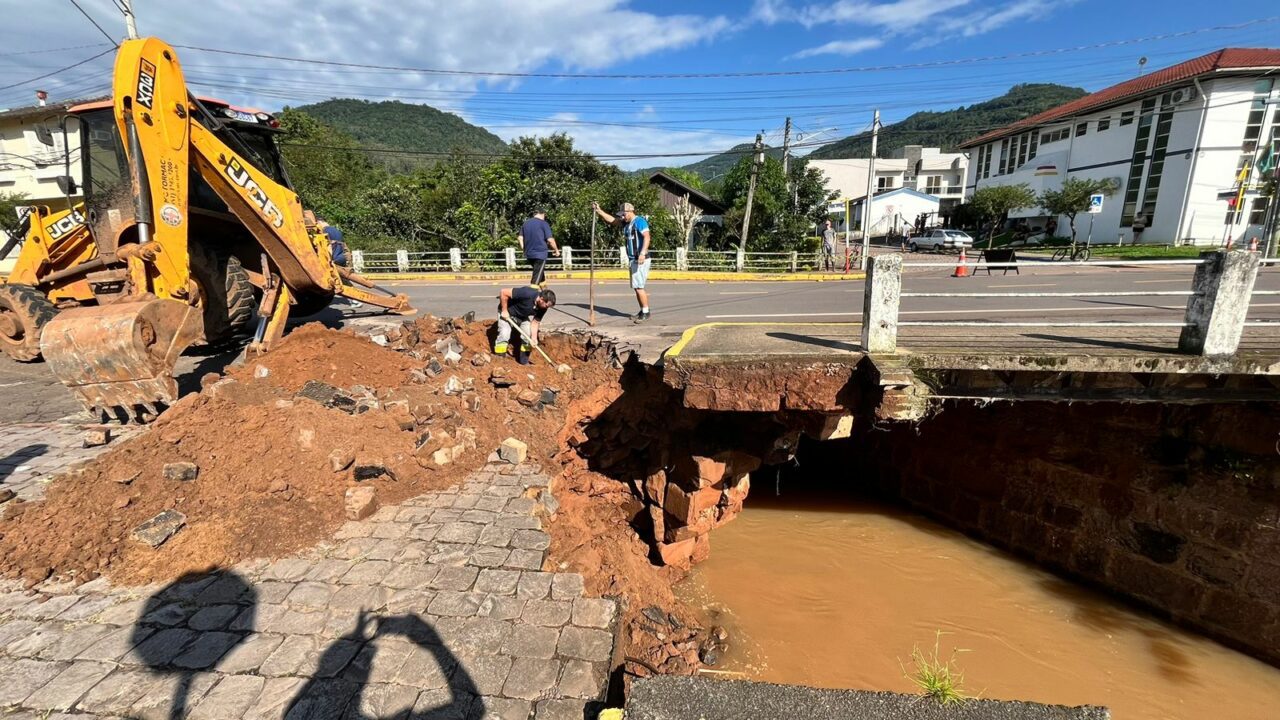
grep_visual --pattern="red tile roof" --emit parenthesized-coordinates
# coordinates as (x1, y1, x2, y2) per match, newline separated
(958, 48, 1280, 149)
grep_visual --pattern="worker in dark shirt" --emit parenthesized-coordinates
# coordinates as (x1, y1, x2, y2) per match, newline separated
(496, 285, 557, 362)
(518, 211, 560, 286)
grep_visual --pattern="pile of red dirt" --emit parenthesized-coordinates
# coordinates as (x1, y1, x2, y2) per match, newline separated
(0, 318, 616, 587)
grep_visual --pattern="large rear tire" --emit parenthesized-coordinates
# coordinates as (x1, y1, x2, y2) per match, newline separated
(190, 247, 257, 346)
(0, 284, 59, 362)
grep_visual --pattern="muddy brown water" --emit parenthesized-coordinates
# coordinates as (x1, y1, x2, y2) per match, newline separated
(677, 490, 1280, 720)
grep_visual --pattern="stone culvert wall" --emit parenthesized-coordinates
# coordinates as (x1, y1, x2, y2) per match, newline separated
(859, 401, 1280, 665)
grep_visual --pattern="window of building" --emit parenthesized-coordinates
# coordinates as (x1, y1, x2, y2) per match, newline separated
(1076, 123, 1088, 137)
(925, 176, 942, 195)
(877, 176, 892, 192)
(1227, 80, 1277, 224)
(1138, 103, 1175, 225)
(1098, 117, 1111, 132)
(1121, 98, 1159, 227)
(1248, 197, 1270, 226)
(1120, 110, 1135, 126)
(1040, 127, 1070, 144)
(999, 138, 1010, 176)
(976, 144, 993, 180)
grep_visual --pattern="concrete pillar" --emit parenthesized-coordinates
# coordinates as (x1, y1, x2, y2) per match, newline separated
(562, 246, 572, 270)
(619, 246, 628, 268)
(1179, 250, 1260, 356)
(735, 247, 745, 272)
(676, 247, 688, 272)
(395, 249, 409, 273)
(449, 247, 462, 272)
(504, 247, 516, 271)
(351, 250, 364, 274)
(790, 251, 798, 272)
(861, 253, 902, 354)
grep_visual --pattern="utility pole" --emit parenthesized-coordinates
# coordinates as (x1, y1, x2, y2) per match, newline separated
(741, 132, 764, 249)
(782, 117, 795, 212)
(121, 0, 139, 39)
(859, 109, 880, 271)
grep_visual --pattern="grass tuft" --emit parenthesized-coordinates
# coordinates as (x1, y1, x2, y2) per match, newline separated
(901, 631, 971, 706)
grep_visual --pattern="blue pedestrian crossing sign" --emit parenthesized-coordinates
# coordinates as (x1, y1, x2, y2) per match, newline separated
(1088, 194, 1105, 214)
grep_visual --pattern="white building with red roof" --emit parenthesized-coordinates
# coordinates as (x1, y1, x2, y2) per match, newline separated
(958, 48, 1280, 246)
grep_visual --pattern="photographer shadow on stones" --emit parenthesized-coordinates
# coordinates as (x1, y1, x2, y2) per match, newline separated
(286, 611, 480, 719)
(131, 569, 259, 720)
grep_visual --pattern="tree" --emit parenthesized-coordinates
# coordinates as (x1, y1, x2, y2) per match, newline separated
(970, 184, 1037, 247)
(0, 192, 30, 248)
(671, 194, 703, 249)
(661, 167, 705, 191)
(1039, 177, 1120, 249)
(277, 109, 381, 220)
(718, 156, 835, 251)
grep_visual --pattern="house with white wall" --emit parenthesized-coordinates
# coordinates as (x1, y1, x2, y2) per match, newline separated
(959, 48, 1280, 245)
(810, 145, 967, 235)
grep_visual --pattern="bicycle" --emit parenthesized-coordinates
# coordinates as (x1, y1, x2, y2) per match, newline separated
(1051, 244, 1091, 262)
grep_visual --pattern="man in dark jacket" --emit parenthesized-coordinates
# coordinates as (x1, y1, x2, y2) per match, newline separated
(496, 285, 557, 363)
(518, 211, 560, 286)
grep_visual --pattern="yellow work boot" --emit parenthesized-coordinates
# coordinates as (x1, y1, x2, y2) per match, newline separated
(520, 344, 532, 353)
(494, 342, 509, 355)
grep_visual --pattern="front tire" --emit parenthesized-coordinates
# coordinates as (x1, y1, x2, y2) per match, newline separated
(909, 242, 919, 253)
(190, 247, 258, 346)
(0, 284, 58, 362)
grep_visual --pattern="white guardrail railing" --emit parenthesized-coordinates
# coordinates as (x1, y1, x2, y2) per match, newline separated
(862, 251, 1274, 357)
(349, 247, 826, 274)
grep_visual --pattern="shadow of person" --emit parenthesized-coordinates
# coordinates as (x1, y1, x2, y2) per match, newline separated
(131, 570, 257, 720)
(0, 442, 48, 482)
(287, 612, 479, 719)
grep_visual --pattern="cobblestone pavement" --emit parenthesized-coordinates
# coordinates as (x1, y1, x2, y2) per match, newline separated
(0, 457, 618, 719)
(1, 424, 140, 503)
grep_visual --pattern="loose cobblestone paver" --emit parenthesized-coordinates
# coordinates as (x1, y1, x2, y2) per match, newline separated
(0, 453, 618, 718)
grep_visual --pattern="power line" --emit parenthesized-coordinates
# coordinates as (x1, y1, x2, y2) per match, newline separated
(0, 48, 114, 92)
(173, 17, 1280, 80)
(66, 0, 119, 48)
(0, 43, 111, 57)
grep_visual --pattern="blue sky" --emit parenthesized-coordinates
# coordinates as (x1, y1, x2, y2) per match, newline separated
(1, 0, 1277, 167)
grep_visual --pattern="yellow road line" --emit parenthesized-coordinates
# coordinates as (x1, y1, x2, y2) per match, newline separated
(666, 321, 856, 358)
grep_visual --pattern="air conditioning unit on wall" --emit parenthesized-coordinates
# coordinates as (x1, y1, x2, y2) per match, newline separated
(1167, 87, 1197, 106)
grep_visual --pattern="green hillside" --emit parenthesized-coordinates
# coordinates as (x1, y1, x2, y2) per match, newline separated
(807, 83, 1088, 159)
(288, 99, 507, 170)
(636, 143, 785, 182)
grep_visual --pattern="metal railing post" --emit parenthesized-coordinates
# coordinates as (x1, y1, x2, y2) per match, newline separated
(790, 251, 798, 272)
(1178, 250, 1260, 356)
(351, 250, 364, 274)
(562, 246, 572, 271)
(736, 247, 745, 272)
(861, 253, 902, 353)
(395, 249, 409, 273)
(449, 247, 462, 272)
(504, 247, 516, 271)
(676, 247, 688, 271)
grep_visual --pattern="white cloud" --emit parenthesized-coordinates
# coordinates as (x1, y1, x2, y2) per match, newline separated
(797, 0, 973, 29)
(782, 0, 1073, 58)
(790, 38, 886, 59)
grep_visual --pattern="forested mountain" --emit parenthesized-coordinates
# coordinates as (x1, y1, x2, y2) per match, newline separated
(806, 83, 1088, 159)
(635, 143, 785, 183)
(287, 99, 507, 171)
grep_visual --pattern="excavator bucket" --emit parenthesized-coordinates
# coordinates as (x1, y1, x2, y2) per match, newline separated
(39, 299, 204, 423)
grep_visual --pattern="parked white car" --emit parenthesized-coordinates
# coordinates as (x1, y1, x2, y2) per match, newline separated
(911, 229, 974, 253)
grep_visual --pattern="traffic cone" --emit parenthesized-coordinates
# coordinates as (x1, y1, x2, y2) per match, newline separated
(953, 248, 970, 278)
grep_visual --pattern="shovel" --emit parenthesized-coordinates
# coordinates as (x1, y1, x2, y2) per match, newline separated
(502, 316, 572, 375)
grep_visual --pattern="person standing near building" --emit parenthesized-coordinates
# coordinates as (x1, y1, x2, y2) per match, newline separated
(591, 201, 651, 323)
(517, 211, 559, 286)
(821, 220, 837, 271)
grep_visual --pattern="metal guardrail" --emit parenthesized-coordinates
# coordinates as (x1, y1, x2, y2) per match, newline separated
(349, 246, 826, 274)
(863, 252, 1270, 357)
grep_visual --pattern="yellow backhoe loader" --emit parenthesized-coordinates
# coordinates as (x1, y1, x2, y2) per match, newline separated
(0, 37, 414, 422)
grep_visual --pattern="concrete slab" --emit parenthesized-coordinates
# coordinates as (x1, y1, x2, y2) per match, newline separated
(626, 676, 1111, 720)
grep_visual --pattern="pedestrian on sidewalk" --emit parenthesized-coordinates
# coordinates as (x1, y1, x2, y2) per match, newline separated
(518, 210, 560, 286)
(821, 220, 837, 271)
(592, 201, 651, 323)
(495, 285, 556, 364)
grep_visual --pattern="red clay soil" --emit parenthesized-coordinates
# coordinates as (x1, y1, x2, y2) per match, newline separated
(547, 383, 708, 677)
(0, 319, 615, 587)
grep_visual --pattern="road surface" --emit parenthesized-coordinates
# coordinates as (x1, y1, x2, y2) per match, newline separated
(2, 261, 1277, 424)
